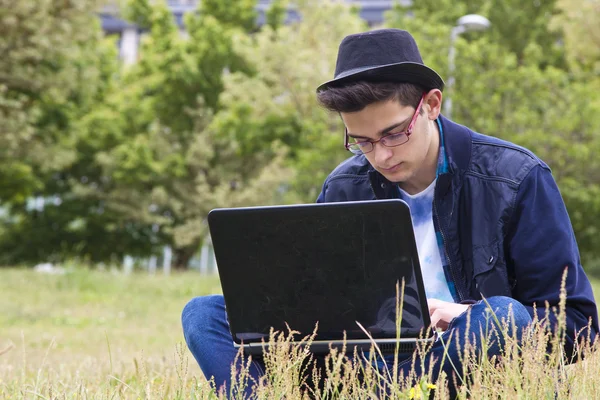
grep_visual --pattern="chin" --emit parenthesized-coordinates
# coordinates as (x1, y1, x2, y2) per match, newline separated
(378, 168, 411, 184)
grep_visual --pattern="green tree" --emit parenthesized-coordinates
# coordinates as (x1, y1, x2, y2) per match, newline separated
(387, 0, 565, 68)
(0, 0, 137, 264)
(551, 0, 600, 71)
(265, 0, 289, 30)
(213, 0, 367, 203)
(0, 0, 103, 204)
(74, 0, 291, 268)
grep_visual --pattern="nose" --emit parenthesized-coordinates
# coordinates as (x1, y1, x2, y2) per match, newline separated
(373, 142, 394, 165)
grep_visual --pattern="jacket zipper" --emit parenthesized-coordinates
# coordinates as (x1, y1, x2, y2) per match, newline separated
(433, 194, 464, 302)
(369, 181, 378, 199)
(369, 173, 386, 199)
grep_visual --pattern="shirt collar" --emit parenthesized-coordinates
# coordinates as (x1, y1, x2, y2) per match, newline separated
(436, 118, 449, 178)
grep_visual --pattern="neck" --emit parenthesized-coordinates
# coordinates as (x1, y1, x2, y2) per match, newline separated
(398, 120, 440, 195)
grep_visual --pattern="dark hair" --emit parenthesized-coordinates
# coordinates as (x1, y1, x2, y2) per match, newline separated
(317, 81, 424, 113)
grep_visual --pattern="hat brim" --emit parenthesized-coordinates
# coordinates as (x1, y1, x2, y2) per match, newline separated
(316, 62, 445, 93)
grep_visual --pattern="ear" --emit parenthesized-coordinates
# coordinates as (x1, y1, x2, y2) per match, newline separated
(424, 89, 442, 120)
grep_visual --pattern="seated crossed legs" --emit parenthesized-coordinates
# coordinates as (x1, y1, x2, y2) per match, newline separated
(182, 294, 533, 398)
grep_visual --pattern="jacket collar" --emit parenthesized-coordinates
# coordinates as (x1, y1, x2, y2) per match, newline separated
(436, 115, 472, 174)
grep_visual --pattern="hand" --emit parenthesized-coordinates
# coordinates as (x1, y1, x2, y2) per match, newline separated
(427, 299, 469, 331)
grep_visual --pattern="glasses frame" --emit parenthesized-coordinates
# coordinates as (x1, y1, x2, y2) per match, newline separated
(344, 94, 426, 155)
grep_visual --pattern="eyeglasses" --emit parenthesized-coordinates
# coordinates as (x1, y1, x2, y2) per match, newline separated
(344, 94, 426, 155)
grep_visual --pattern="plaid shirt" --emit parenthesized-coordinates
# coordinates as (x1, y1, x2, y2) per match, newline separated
(433, 119, 458, 302)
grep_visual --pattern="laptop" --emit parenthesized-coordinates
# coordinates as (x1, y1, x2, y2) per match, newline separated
(207, 199, 435, 356)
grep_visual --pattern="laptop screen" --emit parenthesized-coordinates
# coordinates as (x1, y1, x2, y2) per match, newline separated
(208, 200, 431, 344)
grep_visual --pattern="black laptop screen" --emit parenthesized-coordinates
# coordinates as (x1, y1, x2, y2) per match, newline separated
(208, 200, 431, 344)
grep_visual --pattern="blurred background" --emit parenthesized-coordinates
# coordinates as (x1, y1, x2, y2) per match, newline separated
(2, 1, 600, 397)
(1, 0, 600, 276)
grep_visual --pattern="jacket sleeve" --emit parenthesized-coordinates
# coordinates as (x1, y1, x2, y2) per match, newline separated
(507, 164, 598, 356)
(316, 180, 328, 203)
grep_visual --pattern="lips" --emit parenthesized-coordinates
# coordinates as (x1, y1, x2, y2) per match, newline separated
(381, 162, 403, 172)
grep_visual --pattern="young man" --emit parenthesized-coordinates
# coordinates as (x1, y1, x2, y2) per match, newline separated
(182, 29, 598, 396)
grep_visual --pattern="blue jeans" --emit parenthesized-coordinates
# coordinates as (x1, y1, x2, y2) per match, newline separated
(182, 295, 532, 397)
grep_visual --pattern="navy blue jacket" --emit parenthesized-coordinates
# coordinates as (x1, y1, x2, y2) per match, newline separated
(317, 115, 598, 356)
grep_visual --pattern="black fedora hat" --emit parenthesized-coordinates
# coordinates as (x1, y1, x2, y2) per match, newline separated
(317, 29, 444, 92)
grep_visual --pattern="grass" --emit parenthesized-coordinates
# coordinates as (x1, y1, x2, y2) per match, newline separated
(0, 267, 221, 399)
(1, 267, 599, 399)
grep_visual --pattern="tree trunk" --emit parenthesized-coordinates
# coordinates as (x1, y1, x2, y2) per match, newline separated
(173, 244, 199, 270)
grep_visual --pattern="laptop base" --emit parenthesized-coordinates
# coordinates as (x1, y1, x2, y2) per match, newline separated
(238, 337, 435, 356)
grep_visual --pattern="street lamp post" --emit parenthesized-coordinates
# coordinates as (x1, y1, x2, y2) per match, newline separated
(444, 14, 491, 119)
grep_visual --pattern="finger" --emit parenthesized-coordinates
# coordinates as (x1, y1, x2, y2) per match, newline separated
(429, 309, 442, 329)
(430, 309, 450, 331)
(427, 298, 443, 312)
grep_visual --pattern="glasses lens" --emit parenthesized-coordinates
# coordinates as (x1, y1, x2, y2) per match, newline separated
(382, 133, 409, 147)
(348, 142, 372, 154)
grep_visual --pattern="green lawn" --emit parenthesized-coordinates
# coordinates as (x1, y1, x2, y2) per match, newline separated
(590, 278, 600, 296)
(1, 268, 599, 399)
(0, 268, 221, 398)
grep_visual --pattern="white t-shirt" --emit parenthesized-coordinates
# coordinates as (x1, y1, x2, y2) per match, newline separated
(398, 181, 454, 303)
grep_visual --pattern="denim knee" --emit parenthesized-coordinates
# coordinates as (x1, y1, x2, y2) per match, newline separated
(182, 294, 225, 316)
(181, 294, 226, 338)
(476, 295, 532, 329)
(463, 296, 533, 345)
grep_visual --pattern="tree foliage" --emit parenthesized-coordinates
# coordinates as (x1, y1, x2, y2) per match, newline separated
(213, 0, 366, 203)
(68, 0, 291, 268)
(551, 0, 600, 71)
(0, 0, 125, 264)
(1, 0, 600, 274)
(0, 0, 105, 204)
